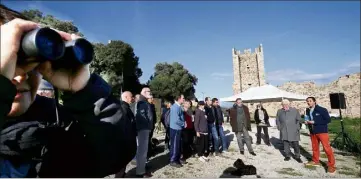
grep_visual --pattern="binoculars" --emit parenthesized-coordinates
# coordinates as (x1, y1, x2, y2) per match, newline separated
(18, 27, 94, 68)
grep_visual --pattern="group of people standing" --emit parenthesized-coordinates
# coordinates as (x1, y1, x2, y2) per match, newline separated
(158, 96, 336, 175)
(160, 96, 229, 167)
(159, 96, 266, 169)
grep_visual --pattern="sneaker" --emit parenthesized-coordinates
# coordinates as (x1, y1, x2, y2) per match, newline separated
(328, 167, 336, 174)
(198, 157, 206, 162)
(170, 162, 183, 168)
(250, 152, 256, 156)
(136, 172, 152, 178)
(240, 151, 245, 155)
(305, 161, 321, 167)
(295, 158, 303, 163)
(284, 157, 291, 161)
(180, 159, 187, 164)
(202, 156, 210, 162)
(256, 142, 261, 145)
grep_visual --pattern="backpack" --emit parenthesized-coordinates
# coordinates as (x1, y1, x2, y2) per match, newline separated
(164, 110, 171, 128)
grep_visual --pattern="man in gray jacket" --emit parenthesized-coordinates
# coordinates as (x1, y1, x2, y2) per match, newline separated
(276, 99, 303, 163)
(134, 87, 154, 177)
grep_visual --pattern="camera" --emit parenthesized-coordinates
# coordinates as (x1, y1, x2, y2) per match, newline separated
(18, 27, 94, 68)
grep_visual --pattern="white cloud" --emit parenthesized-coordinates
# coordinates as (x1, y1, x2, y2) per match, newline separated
(211, 72, 232, 77)
(267, 61, 360, 84)
(210, 72, 233, 80)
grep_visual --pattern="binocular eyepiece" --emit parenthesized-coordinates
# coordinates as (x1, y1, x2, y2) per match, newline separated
(18, 27, 94, 68)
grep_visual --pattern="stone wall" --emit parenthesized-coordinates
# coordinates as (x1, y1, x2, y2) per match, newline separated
(232, 44, 266, 94)
(246, 73, 360, 118)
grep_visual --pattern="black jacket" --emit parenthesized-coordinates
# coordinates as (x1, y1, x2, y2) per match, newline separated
(135, 95, 153, 131)
(150, 103, 157, 127)
(205, 105, 215, 124)
(254, 108, 270, 126)
(212, 106, 224, 125)
(0, 74, 136, 177)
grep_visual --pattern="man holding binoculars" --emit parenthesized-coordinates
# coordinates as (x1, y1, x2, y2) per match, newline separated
(0, 6, 136, 177)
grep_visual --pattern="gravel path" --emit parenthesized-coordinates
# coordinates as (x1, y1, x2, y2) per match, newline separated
(121, 123, 360, 178)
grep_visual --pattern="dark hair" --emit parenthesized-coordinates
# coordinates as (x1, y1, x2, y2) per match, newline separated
(184, 99, 192, 107)
(0, 4, 29, 24)
(306, 97, 316, 102)
(175, 94, 184, 101)
(212, 98, 218, 103)
(236, 98, 242, 102)
(205, 97, 211, 101)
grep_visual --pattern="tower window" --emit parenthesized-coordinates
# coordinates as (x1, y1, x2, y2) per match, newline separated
(246, 65, 250, 69)
(248, 84, 251, 86)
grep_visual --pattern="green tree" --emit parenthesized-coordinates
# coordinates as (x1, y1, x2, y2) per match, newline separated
(22, 9, 143, 98)
(91, 40, 143, 98)
(21, 9, 83, 36)
(148, 62, 198, 101)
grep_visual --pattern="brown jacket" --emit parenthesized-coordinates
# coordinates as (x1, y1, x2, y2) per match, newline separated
(229, 104, 251, 132)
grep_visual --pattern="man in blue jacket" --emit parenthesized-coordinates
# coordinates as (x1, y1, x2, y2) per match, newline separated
(304, 97, 335, 174)
(169, 94, 185, 168)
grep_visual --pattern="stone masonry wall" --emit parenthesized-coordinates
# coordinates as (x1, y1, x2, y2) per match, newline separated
(232, 46, 360, 118)
(232, 44, 266, 94)
(246, 73, 360, 118)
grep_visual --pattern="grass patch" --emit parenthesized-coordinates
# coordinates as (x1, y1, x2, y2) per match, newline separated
(276, 168, 303, 176)
(304, 165, 317, 170)
(328, 118, 361, 154)
(339, 170, 357, 176)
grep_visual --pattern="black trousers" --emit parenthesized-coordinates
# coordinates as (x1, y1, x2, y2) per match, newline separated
(196, 134, 209, 157)
(165, 127, 170, 149)
(181, 128, 195, 159)
(148, 125, 156, 158)
(256, 126, 270, 144)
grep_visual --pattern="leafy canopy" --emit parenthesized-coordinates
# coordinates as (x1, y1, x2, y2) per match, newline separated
(148, 62, 197, 101)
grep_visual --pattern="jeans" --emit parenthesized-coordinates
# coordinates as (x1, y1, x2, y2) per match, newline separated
(208, 123, 228, 153)
(170, 128, 182, 163)
(136, 130, 150, 175)
(208, 124, 219, 153)
(217, 125, 228, 151)
(0, 159, 31, 178)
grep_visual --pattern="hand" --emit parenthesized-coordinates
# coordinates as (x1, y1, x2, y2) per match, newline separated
(1, 18, 39, 80)
(184, 121, 187, 128)
(196, 132, 200, 137)
(36, 32, 90, 92)
(306, 121, 315, 124)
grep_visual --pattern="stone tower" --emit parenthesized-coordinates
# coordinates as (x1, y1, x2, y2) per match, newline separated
(232, 44, 266, 94)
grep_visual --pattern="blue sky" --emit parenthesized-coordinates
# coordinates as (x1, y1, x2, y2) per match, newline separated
(4, 1, 360, 100)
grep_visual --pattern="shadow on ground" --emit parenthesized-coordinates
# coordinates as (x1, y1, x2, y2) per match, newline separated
(126, 142, 170, 177)
(270, 137, 328, 172)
